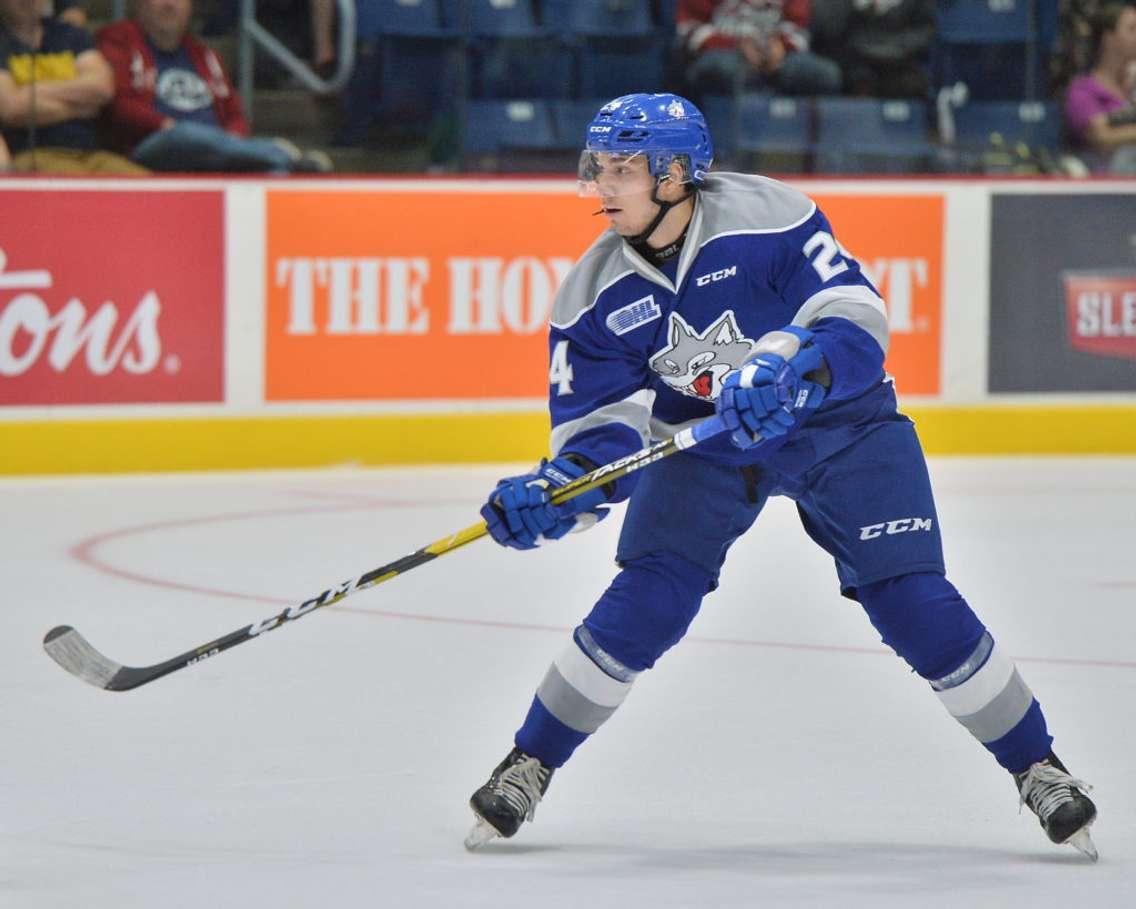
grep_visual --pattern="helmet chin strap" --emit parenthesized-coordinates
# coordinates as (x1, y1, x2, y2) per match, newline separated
(627, 176, 692, 247)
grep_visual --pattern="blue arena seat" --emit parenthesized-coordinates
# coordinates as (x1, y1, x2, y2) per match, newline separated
(815, 97, 932, 173)
(378, 38, 462, 115)
(466, 0, 543, 37)
(654, 0, 679, 30)
(542, 0, 655, 38)
(357, 0, 450, 38)
(697, 95, 737, 159)
(472, 40, 575, 99)
(337, 34, 462, 144)
(553, 99, 607, 148)
(577, 42, 665, 100)
(937, 0, 1058, 44)
(437, 0, 464, 29)
(735, 94, 811, 156)
(463, 100, 558, 155)
(932, 42, 1046, 100)
(952, 100, 1061, 150)
(341, 0, 462, 143)
(933, 0, 1057, 100)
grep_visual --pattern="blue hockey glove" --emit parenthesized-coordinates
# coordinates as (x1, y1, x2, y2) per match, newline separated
(717, 327, 829, 450)
(480, 455, 611, 551)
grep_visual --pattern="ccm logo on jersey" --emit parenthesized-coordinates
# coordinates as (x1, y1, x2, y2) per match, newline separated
(695, 266, 737, 287)
(859, 517, 933, 540)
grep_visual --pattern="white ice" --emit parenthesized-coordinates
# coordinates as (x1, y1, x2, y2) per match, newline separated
(2, 457, 1134, 908)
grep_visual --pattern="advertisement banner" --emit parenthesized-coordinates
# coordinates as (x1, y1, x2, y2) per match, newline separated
(0, 190, 224, 405)
(990, 194, 1136, 392)
(1062, 272, 1136, 362)
(266, 187, 943, 401)
(813, 194, 944, 396)
(265, 189, 599, 400)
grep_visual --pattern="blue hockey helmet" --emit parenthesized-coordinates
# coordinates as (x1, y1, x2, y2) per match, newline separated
(578, 93, 714, 196)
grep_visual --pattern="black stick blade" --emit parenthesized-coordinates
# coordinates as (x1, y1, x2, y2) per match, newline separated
(43, 626, 126, 691)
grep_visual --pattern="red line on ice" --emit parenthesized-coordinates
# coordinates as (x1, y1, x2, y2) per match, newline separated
(67, 501, 1136, 671)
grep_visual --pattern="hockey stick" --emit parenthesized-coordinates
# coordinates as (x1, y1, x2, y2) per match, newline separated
(43, 415, 728, 692)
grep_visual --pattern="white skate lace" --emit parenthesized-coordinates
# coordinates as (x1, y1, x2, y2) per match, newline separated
(493, 757, 549, 822)
(1018, 762, 1092, 820)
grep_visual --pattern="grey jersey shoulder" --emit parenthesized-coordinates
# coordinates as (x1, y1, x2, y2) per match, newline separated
(550, 230, 633, 331)
(695, 172, 817, 241)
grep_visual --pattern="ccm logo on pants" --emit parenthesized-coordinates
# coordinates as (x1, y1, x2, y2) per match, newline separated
(859, 517, 934, 540)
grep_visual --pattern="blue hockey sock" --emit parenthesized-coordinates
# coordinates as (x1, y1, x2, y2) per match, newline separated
(515, 625, 641, 768)
(859, 572, 1052, 773)
(515, 695, 589, 768)
(515, 554, 713, 767)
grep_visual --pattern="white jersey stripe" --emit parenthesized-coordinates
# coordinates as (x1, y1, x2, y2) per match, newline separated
(793, 284, 890, 354)
(550, 388, 655, 456)
(550, 267, 636, 331)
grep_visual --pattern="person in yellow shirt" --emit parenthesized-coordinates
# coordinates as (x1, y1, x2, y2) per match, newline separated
(0, 0, 144, 173)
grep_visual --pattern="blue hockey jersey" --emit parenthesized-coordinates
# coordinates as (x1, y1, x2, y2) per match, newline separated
(547, 172, 897, 495)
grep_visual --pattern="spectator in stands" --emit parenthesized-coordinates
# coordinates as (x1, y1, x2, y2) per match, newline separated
(677, 0, 842, 97)
(810, 0, 933, 98)
(0, 0, 145, 172)
(1054, 0, 1107, 92)
(0, 128, 9, 167)
(97, 0, 332, 172)
(310, 0, 335, 78)
(50, 0, 87, 29)
(1065, 2, 1136, 173)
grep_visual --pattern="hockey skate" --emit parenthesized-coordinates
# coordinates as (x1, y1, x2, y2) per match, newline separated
(464, 747, 555, 850)
(1015, 751, 1098, 861)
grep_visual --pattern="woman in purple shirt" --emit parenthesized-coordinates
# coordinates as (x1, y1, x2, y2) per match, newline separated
(1065, 3, 1136, 173)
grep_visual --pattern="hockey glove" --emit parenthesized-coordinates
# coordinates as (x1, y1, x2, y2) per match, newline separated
(717, 326, 829, 450)
(480, 455, 611, 551)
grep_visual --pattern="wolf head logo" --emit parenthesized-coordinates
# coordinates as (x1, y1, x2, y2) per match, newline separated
(648, 310, 756, 399)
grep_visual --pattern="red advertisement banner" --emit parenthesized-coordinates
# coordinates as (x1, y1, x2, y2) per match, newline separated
(0, 191, 224, 405)
(1063, 272, 1136, 361)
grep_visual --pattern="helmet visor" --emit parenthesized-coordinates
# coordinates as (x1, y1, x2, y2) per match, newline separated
(576, 150, 658, 199)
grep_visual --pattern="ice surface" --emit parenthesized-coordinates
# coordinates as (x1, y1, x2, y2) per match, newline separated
(2, 458, 1134, 908)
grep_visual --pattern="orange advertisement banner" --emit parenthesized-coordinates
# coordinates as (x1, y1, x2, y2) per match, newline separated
(813, 193, 944, 396)
(266, 189, 599, 400)
(266, 187, 943, 401)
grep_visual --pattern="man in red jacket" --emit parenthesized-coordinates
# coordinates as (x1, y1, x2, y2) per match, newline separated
(677, 0, 841, 96)
(97, 0, 330, 172)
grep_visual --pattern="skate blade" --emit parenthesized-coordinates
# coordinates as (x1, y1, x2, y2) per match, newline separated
(464, 817, 500, 851)
(1066, 827, 1099, 862)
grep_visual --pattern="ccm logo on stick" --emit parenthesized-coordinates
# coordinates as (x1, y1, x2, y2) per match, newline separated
(859, 517, 933, 540)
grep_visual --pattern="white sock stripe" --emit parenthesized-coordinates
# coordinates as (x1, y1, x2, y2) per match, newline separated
(575, 625, 638, 682)
(554, 638, 634, 709)
(931, 631, 994, 691)
(934, 643, 1016, 717)
(955, 668, 1034, 743)
(536, 665, 616, 734)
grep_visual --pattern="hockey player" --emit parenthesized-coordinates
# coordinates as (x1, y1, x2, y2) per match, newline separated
(467, 93, 1098, 860)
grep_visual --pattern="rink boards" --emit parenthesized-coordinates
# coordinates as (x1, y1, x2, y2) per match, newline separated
(1, 177, 1134, 473)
